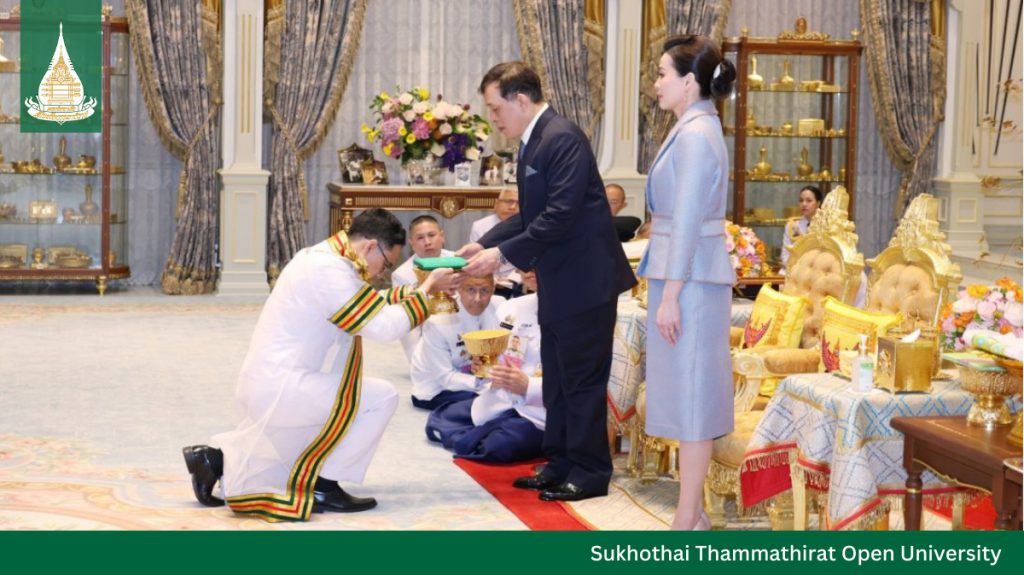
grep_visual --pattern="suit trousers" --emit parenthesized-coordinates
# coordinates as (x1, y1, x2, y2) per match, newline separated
(538, 299, 617, 493)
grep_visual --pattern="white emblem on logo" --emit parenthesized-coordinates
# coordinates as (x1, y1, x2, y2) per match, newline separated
(24, 22, 97, 124)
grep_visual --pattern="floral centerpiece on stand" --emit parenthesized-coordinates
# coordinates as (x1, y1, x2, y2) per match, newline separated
(939, 277, 1023, 350)
(362, 86, 491, 182)
(725, 221, 771, 278)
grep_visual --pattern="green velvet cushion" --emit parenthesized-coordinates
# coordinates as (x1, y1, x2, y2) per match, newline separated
(413, 256, 467, 270)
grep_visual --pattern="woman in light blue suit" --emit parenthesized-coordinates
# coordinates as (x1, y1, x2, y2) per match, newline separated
(637, 35, 736, 530)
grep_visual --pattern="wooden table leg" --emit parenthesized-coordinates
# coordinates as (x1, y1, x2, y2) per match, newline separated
(905, 465, 923, 530)
(992, 471, 1020, 530)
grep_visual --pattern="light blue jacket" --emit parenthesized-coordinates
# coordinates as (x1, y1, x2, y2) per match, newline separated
(637, 99, 735, 285)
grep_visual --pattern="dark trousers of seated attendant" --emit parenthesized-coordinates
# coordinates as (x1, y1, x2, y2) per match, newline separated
(426, 401, 544, 463)
(411, 389, 478, 411)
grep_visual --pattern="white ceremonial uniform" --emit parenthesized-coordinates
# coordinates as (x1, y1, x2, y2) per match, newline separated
(471, 293, 545, 429)
(410, 297, 505, 402)
(210, 233, 430, 522)
(392, 249, 454, 359)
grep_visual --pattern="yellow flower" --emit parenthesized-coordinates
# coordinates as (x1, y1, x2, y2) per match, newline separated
(361, 123, 370, 133)
(418, 87, 429, 100)
(423, 111, 434, 122)
(383, 143, 393, 156)
(966, 284, 989, 299)
(398, 126, 408, 136)
(406, 133, 417, 144)
(379, 91, 390, 100)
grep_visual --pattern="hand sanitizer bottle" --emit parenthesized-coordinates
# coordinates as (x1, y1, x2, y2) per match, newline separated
(854, 333, 874, 392)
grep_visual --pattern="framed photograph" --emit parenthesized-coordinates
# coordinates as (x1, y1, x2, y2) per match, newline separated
(479, 154, 504, 186)
(502, 159, 517, 184)
(454, 162, 472, 187)
(338, 143, 374, 184)
(361, 160, 388, 185)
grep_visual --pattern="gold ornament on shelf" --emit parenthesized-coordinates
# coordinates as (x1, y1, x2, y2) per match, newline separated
(52, 137, 71, 171)
(752, 145, 772, 176)
(79, 184, 99, 220)
(775, 59, 795, 91)
(747, 55, 764, 90)
(796, 147, 813, 177)
(778, 16, 831, 42)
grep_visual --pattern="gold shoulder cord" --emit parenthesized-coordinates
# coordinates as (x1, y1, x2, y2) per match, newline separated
(330, 231, 371, 282)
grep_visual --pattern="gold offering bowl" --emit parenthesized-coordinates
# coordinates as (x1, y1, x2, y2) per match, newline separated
(957, 362, 1023, 429)
(55, 254, 93, 269)
(412, 267, 459, 315)
(462, 329, 511, 378)
(993, 357, 1023, 445)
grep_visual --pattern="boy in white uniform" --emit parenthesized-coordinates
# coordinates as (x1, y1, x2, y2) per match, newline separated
(182, 209, 457, 522)
(409, 275, 505, 410)
(391, 215, 456, 359)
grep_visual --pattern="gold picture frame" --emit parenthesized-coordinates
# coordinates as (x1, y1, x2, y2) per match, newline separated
(338, 143, 374, 184)
(361, 159, 388, 185)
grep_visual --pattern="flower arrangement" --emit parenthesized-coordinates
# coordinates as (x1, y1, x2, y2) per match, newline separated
(939, 277, 1023, 350)
(361, 86, 491, 171)
(725, 221, 771, 277)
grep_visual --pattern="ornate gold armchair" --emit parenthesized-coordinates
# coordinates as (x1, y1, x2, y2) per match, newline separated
(863, 193, 962, 326)
(705, 186, 865, 528)
(780, 193, 963, 530)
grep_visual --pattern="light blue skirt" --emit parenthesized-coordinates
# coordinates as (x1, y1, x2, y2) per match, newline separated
(644, 279, 734, 441)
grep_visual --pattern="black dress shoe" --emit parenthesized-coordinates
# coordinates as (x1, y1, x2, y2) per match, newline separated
(512, 473, 561, 491)
(539, 482, 606, 502)
(312, 487, 377, 513)
(182, 445, 224, 507)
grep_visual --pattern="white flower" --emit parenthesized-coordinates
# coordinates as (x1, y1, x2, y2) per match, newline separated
(403, 110, 416, 122)
(438, 123, 453, 136)
(430, 143, 445, 156)
(952, 298, 977, 314)
(382, 102, 393, 114)
(412, 102, 428, 114)
(977, 300, 996, 321)
(466, 147, 481, 160)
(1005, 301, 1023, 327)
(399, 92, 414, 105)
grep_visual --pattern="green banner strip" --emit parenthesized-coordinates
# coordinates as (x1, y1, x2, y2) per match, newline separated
(19, 0, 101, 132)
(0, 531, 1021, 574)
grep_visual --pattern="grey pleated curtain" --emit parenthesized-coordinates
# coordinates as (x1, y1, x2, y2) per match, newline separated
(126, 0, 222, 294)
(264, 0, 368, 281)
(512, 0, 606, 144)
(637, 0, 732, 173)
(861, 0, 945, 218)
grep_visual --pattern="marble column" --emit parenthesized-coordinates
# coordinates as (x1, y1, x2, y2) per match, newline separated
(597, 0, 646, 219)
(217, 0, 271, 296)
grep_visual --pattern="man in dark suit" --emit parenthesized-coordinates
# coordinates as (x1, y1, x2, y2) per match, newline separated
(606, 183, 642, 242)
(459, 62, 636, 502)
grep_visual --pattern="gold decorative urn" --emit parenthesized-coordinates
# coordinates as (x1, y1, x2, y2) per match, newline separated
(412, 266, 459, 315)
(462, 329, 511, 378)
(957, 361, 1022, 429)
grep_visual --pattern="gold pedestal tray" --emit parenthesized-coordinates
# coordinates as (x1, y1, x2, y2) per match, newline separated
(993, 357, 1023, 446)
(957, 363, 1022, 429)
(412, 267, 458, 314)
(462, 328, 511, 379)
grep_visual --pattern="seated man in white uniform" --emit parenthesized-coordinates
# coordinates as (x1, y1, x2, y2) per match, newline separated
(470, 188, 522, 298)
(410, 274, 505, 410)
(391, 215, 455, 358)
(426, 271, 544, 463)
(182, 208, 457, 521)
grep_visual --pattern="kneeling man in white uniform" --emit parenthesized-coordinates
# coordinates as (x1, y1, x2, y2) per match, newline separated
(182, 208, 457, 522)
(426, 271, 545, 462)
(409, 274, 504, 410)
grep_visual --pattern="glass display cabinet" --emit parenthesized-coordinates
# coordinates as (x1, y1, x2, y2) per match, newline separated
(721, 24, 862, 267)
(0, 12, 130, 294)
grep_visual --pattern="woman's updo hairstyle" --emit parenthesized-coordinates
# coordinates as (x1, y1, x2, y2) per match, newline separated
(662, 34, 736, 101)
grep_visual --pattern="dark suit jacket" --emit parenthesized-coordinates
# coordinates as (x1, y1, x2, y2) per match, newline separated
(480, 108, 636, 324)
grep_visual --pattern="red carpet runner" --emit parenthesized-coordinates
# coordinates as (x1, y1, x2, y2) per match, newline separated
(453, 458, 593, 530)
(924, 494, 997, 530)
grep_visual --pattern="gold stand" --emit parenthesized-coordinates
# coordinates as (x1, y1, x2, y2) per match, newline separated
(462, 329, 510, 378)
(412, 267, 459, 314)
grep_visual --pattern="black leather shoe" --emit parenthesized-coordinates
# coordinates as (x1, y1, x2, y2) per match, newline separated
(512, 473, 560, 491)
(312, 487, 377, 513)
(539, 482, 606, 502)
(182, 445, 224, 507)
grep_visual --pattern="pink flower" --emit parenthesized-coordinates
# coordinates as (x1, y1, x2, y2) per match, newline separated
(412, 118, 430, 139)
(952, 298, 977, 314)
(977, 300, 997, 321)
